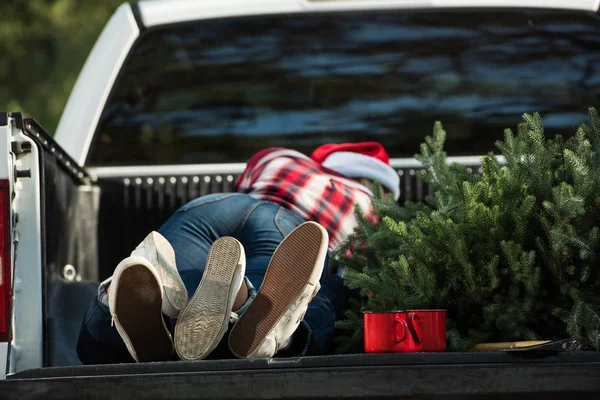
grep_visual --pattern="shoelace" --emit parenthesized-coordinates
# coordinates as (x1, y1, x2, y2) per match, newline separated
(229, 312, 239, 324)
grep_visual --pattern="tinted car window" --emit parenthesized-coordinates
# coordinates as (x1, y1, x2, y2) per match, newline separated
(89, 11, 600, 166)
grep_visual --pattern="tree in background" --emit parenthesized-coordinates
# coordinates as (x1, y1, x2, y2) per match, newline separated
(0, 0, 123, 133)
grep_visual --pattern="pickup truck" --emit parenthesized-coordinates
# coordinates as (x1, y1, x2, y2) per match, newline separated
(1, 0, 600, 398)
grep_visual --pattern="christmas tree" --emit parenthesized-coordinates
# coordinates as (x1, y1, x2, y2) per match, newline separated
(336, 108, 600, 352)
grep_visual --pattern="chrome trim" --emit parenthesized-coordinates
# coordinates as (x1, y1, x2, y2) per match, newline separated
(89, 155, 500, 179)
(90, 163, 247, 178)
(389, 155, 500, 169)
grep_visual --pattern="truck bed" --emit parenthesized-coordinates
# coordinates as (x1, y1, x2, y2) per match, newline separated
(4, 114, 600, 398)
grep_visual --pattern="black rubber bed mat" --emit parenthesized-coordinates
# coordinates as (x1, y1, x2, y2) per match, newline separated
(4, 352, 600, 399)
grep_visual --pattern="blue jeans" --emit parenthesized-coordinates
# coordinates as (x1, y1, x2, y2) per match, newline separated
(77, 193, 349, 364)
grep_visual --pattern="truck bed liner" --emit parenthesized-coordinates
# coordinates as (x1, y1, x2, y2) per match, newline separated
(4, 352, 600, 399)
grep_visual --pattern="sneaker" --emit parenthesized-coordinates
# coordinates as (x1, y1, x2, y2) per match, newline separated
(174, 237, 246, 361)
(131, 231, 188, 317)
(228, 221, 328, 359)
(109, 257, 174, 362)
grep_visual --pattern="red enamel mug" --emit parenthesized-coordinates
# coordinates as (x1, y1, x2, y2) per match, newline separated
(363, 310, 446, 353)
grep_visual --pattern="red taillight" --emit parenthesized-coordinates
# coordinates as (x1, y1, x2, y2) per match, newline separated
(0, 180, 11, 341)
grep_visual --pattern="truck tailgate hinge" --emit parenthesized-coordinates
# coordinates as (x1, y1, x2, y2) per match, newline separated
(11, 141, 32, 155)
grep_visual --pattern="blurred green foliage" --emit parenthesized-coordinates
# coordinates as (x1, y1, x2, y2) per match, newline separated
(0, 0, 123, 133)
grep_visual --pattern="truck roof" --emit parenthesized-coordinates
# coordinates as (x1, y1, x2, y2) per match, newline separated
(137, 0, 600, 28)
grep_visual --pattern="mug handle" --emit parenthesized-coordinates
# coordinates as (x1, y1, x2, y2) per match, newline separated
(394, 316, 408, 343)
(406, 312, 421, 344)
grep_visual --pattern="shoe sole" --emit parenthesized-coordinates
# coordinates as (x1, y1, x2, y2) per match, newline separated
(113, 264, 173, 362)
(133, 231, 188, 317)
(174, 237, 243, 361)
(228, 222, 326, 358)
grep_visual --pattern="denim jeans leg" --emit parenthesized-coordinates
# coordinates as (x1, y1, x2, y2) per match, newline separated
(277, 273, 349, 357)
(238, 203, 343, 356)
(237, 203, 305, 288)
(76, 297, 134, 364)
(158, 193, 263, 296)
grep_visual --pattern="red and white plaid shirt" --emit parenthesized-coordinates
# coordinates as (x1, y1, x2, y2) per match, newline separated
(235, 148, 374, 249)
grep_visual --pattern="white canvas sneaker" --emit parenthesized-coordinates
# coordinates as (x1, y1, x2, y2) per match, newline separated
(174, 236, 246, 361)
(131, 231, 188, 317)
(109, 256, 174, 362)
(228, 222, 328, 359)
(108, 231, 187, 362)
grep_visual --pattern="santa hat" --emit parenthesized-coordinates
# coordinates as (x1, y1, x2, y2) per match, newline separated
(311, 142, 400, 200)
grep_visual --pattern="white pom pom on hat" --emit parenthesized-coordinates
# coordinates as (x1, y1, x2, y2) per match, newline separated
(311, 142, 400, 200)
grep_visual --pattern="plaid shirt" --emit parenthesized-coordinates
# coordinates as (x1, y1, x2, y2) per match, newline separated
(235, 148, 374, 249)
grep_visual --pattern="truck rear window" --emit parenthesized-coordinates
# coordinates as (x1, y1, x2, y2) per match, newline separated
(89, 10, 600, 166)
